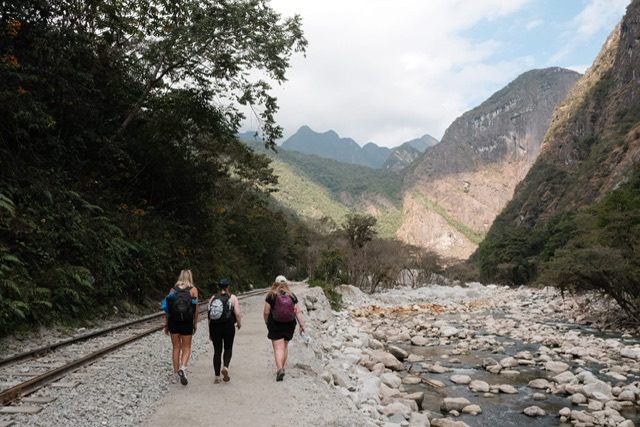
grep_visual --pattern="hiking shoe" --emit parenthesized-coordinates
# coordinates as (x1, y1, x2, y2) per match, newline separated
(214, 376, 222, 384)
(178, 367, 188, 385)
(222, 366, 230, 382)
(276, 368, 285, 382)
(171, 373, 180, 384)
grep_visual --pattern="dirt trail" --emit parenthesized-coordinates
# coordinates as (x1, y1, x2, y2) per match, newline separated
(141, 284, 367, 427)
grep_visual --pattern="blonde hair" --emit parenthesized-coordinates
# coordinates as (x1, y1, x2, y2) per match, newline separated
(175, 269, 194, 289)
(267, 281, 293, 298)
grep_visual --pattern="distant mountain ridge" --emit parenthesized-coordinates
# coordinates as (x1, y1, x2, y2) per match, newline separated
(280, 125, 438, 169)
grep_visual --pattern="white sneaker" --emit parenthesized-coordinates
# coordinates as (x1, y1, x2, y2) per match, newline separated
(171, 373, 179, 384)
(178, 366, 188, 385)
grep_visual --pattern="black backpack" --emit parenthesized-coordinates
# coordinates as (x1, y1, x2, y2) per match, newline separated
(171, 287, 194, 322)
(209, 294, 233, 323)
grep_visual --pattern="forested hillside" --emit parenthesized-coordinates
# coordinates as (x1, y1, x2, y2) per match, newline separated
(472, 0, 640, 320)
(248, 141, 405, 238)
(0, 1, 308, 336)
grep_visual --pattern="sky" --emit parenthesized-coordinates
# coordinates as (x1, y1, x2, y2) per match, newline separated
(240, 0, 631, 149)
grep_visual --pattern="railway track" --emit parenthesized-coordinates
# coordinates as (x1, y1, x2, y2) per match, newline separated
(0, 288, 266, 420)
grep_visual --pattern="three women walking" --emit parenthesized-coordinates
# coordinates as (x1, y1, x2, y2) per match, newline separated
(165, 272, 305, 384)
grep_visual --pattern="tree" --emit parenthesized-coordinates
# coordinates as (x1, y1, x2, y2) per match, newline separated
(110, 0, 308, 147)
(0, 0, 309, 336)
(343, 213, 378, 249)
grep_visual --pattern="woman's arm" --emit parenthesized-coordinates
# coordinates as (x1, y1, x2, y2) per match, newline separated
(263, 302, 271, 325)
(295, 304, 305, 332)
(192, 287, 199, 332)
(232, 295, 242, 329)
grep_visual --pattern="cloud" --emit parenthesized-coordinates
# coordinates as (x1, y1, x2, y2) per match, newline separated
(242, 0, 629, 148)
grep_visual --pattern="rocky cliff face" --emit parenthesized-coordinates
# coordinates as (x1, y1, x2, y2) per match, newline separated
(398, 67, 581, 259)
(485, 0, 640, 230)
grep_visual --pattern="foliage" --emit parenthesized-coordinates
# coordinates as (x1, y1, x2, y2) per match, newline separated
(442, 260, 480, 284)
(253, 144, 404, 204)
(0, 0, 307, 336)
(308, 279, 342, 311)
(313, 248, 347, 286)
(343, 213, 378, 249)
(473, 161, 640, 318)
(537, 169, 640, 319)
(247, 141, 404, 238)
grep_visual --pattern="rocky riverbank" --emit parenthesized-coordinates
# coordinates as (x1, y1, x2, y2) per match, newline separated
(298, 282, 640, 426)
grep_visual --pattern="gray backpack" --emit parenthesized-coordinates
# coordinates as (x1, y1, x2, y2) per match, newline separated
(209, 294, 232, 323)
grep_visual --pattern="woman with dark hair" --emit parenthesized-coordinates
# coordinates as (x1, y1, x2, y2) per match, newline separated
(263, 275, 305, 381)
(208, 278, 242, 384)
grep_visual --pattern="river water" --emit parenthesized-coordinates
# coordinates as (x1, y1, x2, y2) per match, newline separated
(392, 311, 640, 426)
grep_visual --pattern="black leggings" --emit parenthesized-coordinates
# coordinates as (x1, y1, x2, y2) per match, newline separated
(210, 321, 236, 376)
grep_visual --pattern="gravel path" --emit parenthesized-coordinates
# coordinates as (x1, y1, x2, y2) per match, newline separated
(0, 284, 371, 427)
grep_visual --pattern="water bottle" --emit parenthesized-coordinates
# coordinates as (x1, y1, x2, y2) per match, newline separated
(300, 331, 311, 345)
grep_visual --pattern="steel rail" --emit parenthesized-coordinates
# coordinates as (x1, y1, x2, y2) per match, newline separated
(0, 321, 165, 405)
(0, 288, 266, 368)
(0, 288, 267, 406)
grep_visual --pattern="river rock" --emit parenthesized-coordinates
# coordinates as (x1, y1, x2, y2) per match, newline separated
(440, 397, 471, 412)
(469, 380, 489, 392)
(449, 375, 471, 385)
(431, 418, 470, 427)
(620, 347, 640, 360)
(523, 406, 546, 417)
(370, 350, 404, 371)
(499, 384, 518, 394)
(388, 345, 409, 361)
(553, 371, 576, 384)
(528, 378, 552, 389)
(408, 411, 431, 426)
(461, 404, 482, 415)
(545, 361, 570, 372)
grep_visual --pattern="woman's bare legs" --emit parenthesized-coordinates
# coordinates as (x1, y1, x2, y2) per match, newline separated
(180, 334, 193, 368)
(271, 338, 287, 369)
(170, 333, 181, 373)
(272, 339, 289, 381)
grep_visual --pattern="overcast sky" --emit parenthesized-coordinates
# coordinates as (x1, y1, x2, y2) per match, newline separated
(241, 0, 631, 149)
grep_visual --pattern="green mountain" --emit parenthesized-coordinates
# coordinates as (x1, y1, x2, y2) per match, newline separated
(279, 125, 437, 169)
(246, 141, 404, 238)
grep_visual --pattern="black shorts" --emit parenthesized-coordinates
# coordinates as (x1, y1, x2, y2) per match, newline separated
(267, 318, 296, 341)
(168, 318, 194, 336)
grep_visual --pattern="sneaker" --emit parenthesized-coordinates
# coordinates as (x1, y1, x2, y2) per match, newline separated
(276, 368, 285, 382)
(214, 376, 222, 384)
(222, 366, 230, 382)
(171, 373, 179, 384)
(178, 367, 188, 385)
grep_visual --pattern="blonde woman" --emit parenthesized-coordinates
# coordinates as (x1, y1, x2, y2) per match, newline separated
(164, 269, 198, 385)
(263, 275, 305, 381)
